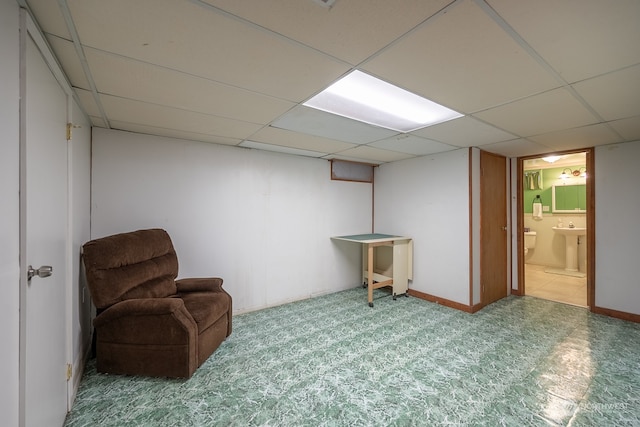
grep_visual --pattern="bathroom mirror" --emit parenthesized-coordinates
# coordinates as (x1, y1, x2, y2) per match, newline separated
(552, 184, 586, 213)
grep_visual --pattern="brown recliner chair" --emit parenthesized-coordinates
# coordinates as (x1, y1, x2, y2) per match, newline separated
(82, 228, 232, 378)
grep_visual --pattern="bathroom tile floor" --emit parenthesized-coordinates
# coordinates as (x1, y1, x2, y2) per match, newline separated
(525, 264, 587, 307)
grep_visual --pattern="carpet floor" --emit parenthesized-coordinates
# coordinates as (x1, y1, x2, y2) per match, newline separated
(64, 288, 640, 426)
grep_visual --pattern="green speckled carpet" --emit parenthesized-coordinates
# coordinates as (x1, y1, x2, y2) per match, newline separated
(64, 288, 640, 426)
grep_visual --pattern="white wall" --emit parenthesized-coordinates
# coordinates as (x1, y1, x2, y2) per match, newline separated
(524, 213, 588, 271)
(374, 149, 471, 305)
(0, 0, 20, 424)
(91, 128, 371, 313)
(595, 140, 640, 315)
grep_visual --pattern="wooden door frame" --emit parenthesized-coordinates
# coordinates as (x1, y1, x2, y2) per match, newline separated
(515, 148, 595, 309)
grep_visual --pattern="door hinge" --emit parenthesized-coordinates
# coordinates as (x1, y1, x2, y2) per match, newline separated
(66, 363, 72, 381)
(66, 123, 81, 141)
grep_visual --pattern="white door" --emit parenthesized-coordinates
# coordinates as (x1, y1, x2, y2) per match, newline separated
(20, 33, 69, 427)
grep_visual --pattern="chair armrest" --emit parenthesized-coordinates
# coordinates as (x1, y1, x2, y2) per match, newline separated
(94, 298, 193, 328)
(176, 277, 224, 293)
(93, 298, 197, 347)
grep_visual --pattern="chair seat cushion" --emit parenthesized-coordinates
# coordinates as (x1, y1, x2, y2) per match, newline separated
(181, 292, 230, 333)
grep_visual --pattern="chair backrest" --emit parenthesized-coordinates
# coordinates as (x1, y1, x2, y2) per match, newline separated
(82, 228, 179, 310)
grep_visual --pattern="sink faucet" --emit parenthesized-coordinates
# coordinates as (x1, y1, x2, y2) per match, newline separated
(568, 221, 575, 228)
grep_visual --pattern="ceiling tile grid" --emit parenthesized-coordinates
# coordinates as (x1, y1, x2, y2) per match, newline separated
(65, 0, 350, 102)
(249, 127, 357, 154)
(361, 0, 562, 114)
(201, 0, 454, 66)
(24, 0, 640, 163)
(571, 64, 640, 122)
(83, 47, 296, 125)
(99, 95, 263, 140)
(412, 116, 516, 147)
(368, 134, 459, 156)
(486, 0, 640, 83)
(473, 88, 602, 138)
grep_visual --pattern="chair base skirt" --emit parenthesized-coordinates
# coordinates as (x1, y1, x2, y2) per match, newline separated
(96, 342, 196, 378)
(197, 315, 229, 366)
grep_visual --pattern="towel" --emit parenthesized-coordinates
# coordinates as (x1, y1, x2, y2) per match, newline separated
(532, 202, 543, 219)
(525, 171, 542, 190)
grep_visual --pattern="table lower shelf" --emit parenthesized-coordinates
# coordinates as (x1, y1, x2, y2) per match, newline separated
(363, 271, 408, 307)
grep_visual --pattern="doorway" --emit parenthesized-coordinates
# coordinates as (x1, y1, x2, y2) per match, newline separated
(518, 149, 594, 308)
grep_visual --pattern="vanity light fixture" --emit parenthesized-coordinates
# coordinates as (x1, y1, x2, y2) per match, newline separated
(304, 70, 462, 133)
(560, 168, 573, 179)
(560, 167, 587, 179)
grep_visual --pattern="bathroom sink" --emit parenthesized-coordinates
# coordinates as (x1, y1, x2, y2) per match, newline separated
(552, 226, 586, 236)
(552, 226, 586, 274)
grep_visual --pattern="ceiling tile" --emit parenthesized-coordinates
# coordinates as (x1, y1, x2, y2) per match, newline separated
(74, 88, 101, 118)
(607, 115, 640, 141)
(89, 116, 107, 128)
(334, 146, 416, 164)
(368, 134, 457, 156)
(240, 140, 326, 158)
(487, 0, 640, 82)
(529, 123, 623, 151)
(572, 64, 640, 122)
(67, 0, 349, 102)
(202, 0, 452, 65)
(362, 0, 559, 113)
(109, 120, 241, 146)
(99, 94, 262, 139)
(250, 126, 356, 154)
(481, 139, 552, 158)
(46, 35, 90, 90)
(473, 88, 600, 137)
(271, 105, 398, 144)
(85, 48, 294, 124)
(26, 0, 640, 161)
(26, 0, 71, 39)
(413, 116, 516, 147)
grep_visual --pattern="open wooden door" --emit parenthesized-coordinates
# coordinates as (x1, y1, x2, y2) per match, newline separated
(480, 150, 508, 306)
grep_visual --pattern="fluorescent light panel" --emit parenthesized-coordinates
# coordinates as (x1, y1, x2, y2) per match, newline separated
(304, 70, 462, 133)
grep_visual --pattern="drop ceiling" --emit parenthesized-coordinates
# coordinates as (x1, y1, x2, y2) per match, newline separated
(23, 0, 640, 164)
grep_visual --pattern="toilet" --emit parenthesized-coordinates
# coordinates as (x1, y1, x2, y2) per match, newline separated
(524, 231, 537, 255)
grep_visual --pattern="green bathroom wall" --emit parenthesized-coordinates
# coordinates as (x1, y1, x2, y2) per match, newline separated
(524, 165, 585, 213)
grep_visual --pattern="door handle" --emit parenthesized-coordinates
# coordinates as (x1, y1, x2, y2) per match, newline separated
(27, 265, 53, 281)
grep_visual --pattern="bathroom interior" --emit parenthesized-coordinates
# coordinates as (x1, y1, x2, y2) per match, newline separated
(523, 152, 588, 307)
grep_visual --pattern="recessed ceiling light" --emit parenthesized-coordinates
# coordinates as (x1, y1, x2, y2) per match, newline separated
(304, 70, 462, 133)
(542, 155, 562, 163)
